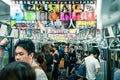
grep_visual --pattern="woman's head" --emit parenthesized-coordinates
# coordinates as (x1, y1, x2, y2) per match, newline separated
(0, 61, 36, 80)
(35, 52, 46, 64)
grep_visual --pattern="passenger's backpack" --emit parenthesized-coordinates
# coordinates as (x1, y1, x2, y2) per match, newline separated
(74, 63, 86, 77)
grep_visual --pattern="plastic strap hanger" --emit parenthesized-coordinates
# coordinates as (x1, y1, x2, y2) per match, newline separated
(98, 28, 108, 49)
(109, 25, 120, 51)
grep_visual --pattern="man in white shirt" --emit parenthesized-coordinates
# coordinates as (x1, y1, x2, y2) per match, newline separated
(85, 47, 100, 80)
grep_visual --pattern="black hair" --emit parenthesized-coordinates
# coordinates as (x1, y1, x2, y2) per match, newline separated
(38, 4, 45, 11)
(89, 47, 100, 55)
(70, 46, 75, 49)
(62, 5, 69, 12)
(35, 52, 45, 64)
(35, 52, 47, 73)
(75, 5, 78, 9)
(71, 57, 77, 63)
(25, 4, 33, 11)
(53, 45, 59, 51)
(15, 39, 35, 55)
(38, 5, 42, 8)
(0, 61, 36, 80)
(52, 5, 55, 8)
(49, 48, 55, 53)
(41, 44, 49, 54)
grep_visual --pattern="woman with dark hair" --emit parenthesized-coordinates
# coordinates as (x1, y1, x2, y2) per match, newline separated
(35, 52, 47, 74)
(0, 61, 36, 80)
(41, 44, 53, 80)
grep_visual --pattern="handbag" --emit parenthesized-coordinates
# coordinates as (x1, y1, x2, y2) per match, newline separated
(59, 58, 64, 68)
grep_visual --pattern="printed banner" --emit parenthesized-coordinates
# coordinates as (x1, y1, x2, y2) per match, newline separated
(10, 0, 97, 30)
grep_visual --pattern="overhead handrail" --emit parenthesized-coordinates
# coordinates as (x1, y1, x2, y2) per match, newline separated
(109, 38, 120, 51)
(109, 24, 120, 51)
(98, 27, 108, 49)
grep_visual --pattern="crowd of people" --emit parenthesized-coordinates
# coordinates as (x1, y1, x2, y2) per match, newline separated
(0, 38, 101, 80)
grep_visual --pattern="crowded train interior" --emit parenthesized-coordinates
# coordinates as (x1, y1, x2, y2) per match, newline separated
(0, 0, 120, 80)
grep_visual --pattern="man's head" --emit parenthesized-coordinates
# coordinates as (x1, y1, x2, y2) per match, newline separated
(14, 39, 35, 64)
(70, 46, 74, 49)
(89, 47, 100, 57)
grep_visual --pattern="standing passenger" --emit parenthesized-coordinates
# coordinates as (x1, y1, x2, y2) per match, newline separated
(69, 46, 76, 64)
(64, 46, 70, 78)
(35, 52, 47, 74)
(0, 38, 48, 80)
(50, 48, 60, 80)
(85, 47, 100, 80)
(41, 44, 53, 80)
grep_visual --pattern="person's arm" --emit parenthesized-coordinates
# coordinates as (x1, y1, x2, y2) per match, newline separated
(96, 68, 99, 73)
(0, 38, 8, 57)
(0, 47, 4, 57)
(70, 67, 75, 73)
(0, 38, 8, 69)
(0, 47, 4, 69)
(76, 74, 85, 78)
(95, 59, 100, 73)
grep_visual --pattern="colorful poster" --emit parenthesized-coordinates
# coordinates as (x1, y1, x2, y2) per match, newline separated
(72, 4, 84, 20)
(10, 0, 97, 30)
(10, 3, 24, 21)
(60, 4, 71, 21)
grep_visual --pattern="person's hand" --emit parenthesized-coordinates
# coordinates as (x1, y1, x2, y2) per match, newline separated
(53, 59, 57, 63)
(0, 38, 8, 46)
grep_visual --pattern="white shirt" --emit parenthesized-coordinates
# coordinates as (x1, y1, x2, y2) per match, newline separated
(31, 60, 48, 80)
(85, 55, 100, 80)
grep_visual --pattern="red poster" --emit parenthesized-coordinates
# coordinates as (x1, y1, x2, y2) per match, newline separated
(84, 12, 96, 20)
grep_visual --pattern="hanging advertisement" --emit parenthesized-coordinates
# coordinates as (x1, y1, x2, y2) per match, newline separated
(10, 0, 97, 30)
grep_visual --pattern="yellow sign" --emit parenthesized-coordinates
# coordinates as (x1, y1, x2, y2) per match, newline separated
(76, 21, 96, 27)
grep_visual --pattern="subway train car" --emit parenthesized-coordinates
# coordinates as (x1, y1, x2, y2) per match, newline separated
(0, 0, 120, 80)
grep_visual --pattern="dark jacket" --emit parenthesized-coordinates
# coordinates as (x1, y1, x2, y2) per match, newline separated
(45, 54, 53, 72)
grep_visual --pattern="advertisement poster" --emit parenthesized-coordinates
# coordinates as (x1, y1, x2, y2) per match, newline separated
(10, 0, 97, 30)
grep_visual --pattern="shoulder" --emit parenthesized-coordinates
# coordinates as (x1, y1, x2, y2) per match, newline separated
(35, 69, 48, 80)
(115, 69, 120, 74)
(84, 56, 90, 60)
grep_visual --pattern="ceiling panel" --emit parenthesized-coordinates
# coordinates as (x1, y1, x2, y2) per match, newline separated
(0, 0, 10, 20)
